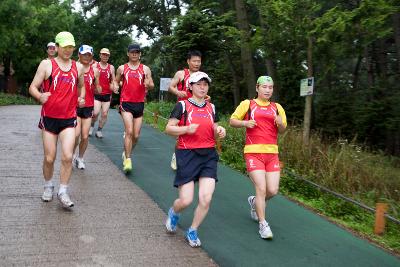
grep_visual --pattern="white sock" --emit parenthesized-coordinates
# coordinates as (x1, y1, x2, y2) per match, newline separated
(58, 184, 68, 195)
(44, 180, 53, 187)
(259, 220, 267, 226)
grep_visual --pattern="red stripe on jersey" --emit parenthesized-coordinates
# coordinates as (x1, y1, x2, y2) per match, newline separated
(41, 59, 78, 119)
(177, 68, 192, 102)
(177, 100, 215, 149)
(97, 62, 112, 95)
(245, 100, 278, 145)
(83, 65, 95, 107)
(120, 64, 146, 103)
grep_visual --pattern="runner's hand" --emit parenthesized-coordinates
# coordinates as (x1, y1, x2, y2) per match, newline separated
(39, 92, 51, 104)
(78, 97, 85, 108)
(244, 120, 257, 128)
(275, 115, 283, 126)
(186, 123, 199, 134)
(176, 91, 187, 99)
(205, 95, 211, 102)
(216, 126, 226, 139)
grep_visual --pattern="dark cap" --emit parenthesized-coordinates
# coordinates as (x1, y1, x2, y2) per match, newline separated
(128, 44, 141, 52)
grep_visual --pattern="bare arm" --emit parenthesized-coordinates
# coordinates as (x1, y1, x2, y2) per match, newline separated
(144, 65, 154, 90)
(109, 64, 118, 93)
(229, 118, 257, 128)
(114, 65, 124, 93)
(77, 63, 86, 107)
(93, 67, 102, 94)
(168, 70, 185, 96)
(165, 118, 199, 137)
(29, 59, 51, 103)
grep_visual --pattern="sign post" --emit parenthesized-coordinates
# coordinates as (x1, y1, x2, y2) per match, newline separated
(159, 78, 171, 101)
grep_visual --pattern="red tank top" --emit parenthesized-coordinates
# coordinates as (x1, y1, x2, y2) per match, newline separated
(245, 100, 279, 145)
(41, 59, 78, 119)
(83, 65, 95, 107)
(97, 62, 112, 95)
(177, 69, 192, 101)
(120, 63, 146, 103)
(177, 100, 216, 149)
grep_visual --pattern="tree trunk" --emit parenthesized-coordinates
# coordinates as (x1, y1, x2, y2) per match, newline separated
(393, 12, 400, 73)
(352, 54, 362, 90)
(364, 47, 374, 87)
(303, 37, 313, 145)
(225, 53, 241, 106)
(376, 39, 388, 80)
(265, 58, 280, 100)
(234, 0, 256, 99)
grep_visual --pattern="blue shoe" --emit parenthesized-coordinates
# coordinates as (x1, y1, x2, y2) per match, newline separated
(165, 207, 180, 233)
(185, 228, 201, 247)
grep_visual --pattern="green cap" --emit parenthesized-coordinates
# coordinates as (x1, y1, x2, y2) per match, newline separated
(55, 31, 75, 47)
(257, 76, 273, 85)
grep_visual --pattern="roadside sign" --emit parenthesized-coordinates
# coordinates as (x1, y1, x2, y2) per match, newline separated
(300, 77, 314, 96)
(160, 78, 171, 92)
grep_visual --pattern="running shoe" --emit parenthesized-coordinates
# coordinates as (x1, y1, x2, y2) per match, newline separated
(259, 221, 273, 239)
(41, 186, 54, 202)
(165, 207, 180, 233)
(73, 155, 78, 168)
(89, 127, 94, 137)
(95, 130, 103, 139)
(123, 158, 132, 173)
(76, 158, 85, 170)
(185, 228, 201, 247)
(57, 192, 74, 208)
(170, 152, 177, 171)
(248, 196, 258, 221)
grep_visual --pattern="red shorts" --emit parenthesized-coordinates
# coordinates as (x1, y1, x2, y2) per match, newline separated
(244, 153, 280, 172)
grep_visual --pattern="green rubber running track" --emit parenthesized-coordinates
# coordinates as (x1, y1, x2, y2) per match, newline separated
(91, 110, 399, 267)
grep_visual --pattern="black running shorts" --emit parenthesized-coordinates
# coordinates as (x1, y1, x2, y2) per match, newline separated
(77, 106, 94, 119)
(119, 102, 144, 118)
(38, 116, 77, 135)
(174, 148, 219, 187)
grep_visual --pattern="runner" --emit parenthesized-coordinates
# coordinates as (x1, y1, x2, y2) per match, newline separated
(73, 45, 101, 169)
(168, 50, 209, 170)
(28, 31, 86, 209)
(229, 76, 287, 239)
(46, 42, 56, 59)
(90, 48, 117, 138)
(115, 44, 154, 173)
(164, 71, 226, 248)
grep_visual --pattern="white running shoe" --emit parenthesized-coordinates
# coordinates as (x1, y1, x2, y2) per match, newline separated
(95, 130, 103, 138)
(57, 192, 74, 208)
(41, 186, 54, 202)
(259, 221, 273, 239)
(89, 127, 94, 136)
(248, 196, 258, 221)
(122, 151, 126, 161)
(170, 153, 177, 171)
(76, 158, 85, 169)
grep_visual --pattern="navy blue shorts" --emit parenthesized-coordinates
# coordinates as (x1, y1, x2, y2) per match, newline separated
(94, 94, 112, 102)
(120, 102, 144, 118)
(174, 148, 219, 187)
(77, 106, 94, 119)
(38, 116, 76, 135)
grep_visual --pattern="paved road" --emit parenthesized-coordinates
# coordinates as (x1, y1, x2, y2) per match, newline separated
(0, 105, 216, 267)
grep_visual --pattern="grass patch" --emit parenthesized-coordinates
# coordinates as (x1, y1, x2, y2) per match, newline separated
(0, 93, 36, 106)
(143, 101, 400, 255)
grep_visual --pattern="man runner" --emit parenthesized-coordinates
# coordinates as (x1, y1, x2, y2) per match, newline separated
(46, 42, 56, 59)
(73, 45, 101, 169)
(29, 31, 86, 209)
(115, 44, 154, 173)
(90, 48, 116, 138)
